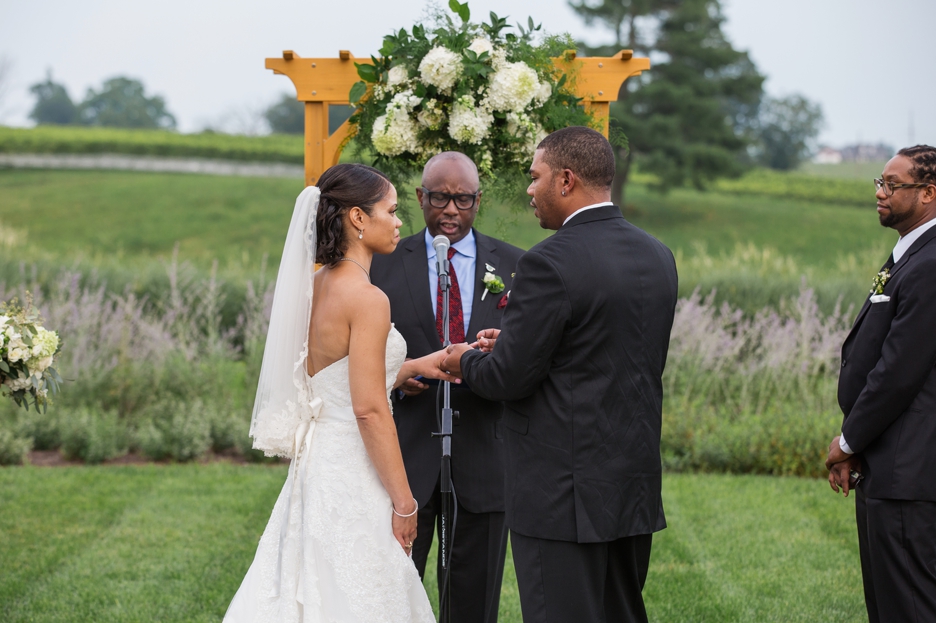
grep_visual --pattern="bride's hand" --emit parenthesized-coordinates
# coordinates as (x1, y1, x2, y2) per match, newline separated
(392, 500, 418, 554)
(395, 350, 461, 387)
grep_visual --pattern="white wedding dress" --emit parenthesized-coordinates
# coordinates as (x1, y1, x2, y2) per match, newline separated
(224, 327, 436, 623)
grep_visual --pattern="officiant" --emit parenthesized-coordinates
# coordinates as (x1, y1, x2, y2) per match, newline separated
(370, 152, 524, 623)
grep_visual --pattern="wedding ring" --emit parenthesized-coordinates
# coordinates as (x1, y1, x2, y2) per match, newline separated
(406, 542, 414, 549)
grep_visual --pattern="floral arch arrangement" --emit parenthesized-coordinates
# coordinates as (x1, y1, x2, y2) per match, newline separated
(348, 0, 607, 194)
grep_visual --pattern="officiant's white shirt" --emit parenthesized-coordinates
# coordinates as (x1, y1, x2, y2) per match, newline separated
(425, 228, 476, 330)
(839, 216, 936, 455)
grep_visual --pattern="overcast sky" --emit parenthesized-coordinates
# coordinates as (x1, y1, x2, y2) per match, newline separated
(0, 0, 933, 149)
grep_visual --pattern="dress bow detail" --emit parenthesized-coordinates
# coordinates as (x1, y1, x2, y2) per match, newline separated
(273, 396, 324, 602)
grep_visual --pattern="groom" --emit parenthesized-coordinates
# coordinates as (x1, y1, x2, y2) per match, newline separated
(371, 151, 524, 623)
(443, 126, 678, 622)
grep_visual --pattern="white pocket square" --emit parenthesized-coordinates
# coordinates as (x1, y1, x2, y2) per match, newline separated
(870, 294, 890, 303)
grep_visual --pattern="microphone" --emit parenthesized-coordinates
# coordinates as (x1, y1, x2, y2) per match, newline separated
(432, 234, 450, 275)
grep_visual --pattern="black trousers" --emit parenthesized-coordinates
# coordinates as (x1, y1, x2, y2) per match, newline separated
(411, 480, 509, 623)
(510, 530, 652, 623)
(856, 487, 936, 623)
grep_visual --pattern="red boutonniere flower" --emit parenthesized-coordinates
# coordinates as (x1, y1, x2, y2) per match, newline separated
(497, 292, 509, 309)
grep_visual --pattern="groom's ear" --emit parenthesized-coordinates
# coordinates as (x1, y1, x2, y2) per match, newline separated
(561, 168, 576, 193)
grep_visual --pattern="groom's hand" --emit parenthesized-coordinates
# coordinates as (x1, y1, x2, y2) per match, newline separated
(471, 328, 501, 353)
(442, 343, 473, 379)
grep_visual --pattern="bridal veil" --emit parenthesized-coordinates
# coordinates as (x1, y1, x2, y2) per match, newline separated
(249, 185, 319, 457)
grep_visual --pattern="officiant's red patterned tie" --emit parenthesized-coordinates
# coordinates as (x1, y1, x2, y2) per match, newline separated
(436, 247, 465, 345)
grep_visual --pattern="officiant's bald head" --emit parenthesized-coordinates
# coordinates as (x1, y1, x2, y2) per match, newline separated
(417, 151, 482, 244)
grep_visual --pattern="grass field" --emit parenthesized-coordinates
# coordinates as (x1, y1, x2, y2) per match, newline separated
(0, 168, 892, 269)
(0, 466, 864, 622)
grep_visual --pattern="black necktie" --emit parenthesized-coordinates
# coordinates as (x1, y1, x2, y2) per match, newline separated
(882, 253, 895, 271)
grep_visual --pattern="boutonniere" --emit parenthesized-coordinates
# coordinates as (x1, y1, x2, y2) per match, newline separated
(481, 263, 505, 300)
(870, 268, 891, 296)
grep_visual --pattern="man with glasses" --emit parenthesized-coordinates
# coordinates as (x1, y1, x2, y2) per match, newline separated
(826, 144, 936, 622)
(371, 151, 524, 623)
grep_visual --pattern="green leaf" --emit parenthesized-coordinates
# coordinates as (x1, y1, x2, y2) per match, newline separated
(0, 360, 8, 373)
(448, 0, 469, 22)
(355, 62, 378, 83)
(349, 81, 367, 104)
(528, 16, 534, 31)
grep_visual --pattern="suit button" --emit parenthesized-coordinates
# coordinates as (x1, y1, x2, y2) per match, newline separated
(841, 360, 847, 367)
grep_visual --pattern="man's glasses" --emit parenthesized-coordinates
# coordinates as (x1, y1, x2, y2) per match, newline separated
(418, 187, 479, 210)
(873, 178, 932, 197)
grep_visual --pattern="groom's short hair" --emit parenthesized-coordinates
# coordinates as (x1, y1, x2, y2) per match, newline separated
(537, 126, 616, 190)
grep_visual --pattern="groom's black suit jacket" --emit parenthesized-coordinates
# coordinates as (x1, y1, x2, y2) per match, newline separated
(371, 228, 525, 512)
(460, 205, 678, 543)
(838, 224, 936, 502)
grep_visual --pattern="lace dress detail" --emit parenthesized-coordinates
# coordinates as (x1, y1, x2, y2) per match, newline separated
(224, 327, 434, 623)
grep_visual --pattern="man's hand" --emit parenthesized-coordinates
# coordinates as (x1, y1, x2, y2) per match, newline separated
(828, 455, 862, 497)
(825, 435, 850, 471)
(441, 343, 473, 379)
(470, 328, 501, 353)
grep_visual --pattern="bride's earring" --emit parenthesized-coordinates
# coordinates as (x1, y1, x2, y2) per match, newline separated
(358, 229, 364, 239)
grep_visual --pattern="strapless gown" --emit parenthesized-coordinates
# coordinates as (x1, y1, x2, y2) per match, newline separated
(224, 327, 435, 622)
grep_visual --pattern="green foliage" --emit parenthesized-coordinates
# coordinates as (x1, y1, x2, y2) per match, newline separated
(59, 406, 127, 464)
(0, 126, 304, 163)
(756, 94, 824, 171)
(0, 467, 865, 621)
(77, 76, 176, 130)
(263, 93, 304, 135)
(709, 167, 873, 207)
(136, 398, 213, 462)
(571, 0, 765, 203)
(0, 426, 31, 465)
(28, 72, 77, 126)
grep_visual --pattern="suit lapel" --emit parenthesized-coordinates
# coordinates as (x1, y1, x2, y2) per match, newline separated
(402, 229, 442, 349)
(466, 230, 500, 340)
(847, 224, 936, 337)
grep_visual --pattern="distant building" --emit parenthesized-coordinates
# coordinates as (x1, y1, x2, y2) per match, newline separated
(814, 146, 843, 164)
(840, 143, 894, 163)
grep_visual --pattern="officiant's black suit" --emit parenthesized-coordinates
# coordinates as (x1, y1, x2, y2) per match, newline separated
(371, 227, 524, 623)
(838, 224, 936, 622)
(460, 205, 677, 623)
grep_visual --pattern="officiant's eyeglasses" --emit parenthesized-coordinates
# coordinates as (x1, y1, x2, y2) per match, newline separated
(418, 187, 480, 210)
(874, 178, 932, 197)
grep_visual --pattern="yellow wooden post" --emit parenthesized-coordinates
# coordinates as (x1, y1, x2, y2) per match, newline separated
(265, 49, 649, 186)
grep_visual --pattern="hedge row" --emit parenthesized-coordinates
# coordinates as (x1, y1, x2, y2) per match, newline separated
(0, 126, 304, 163)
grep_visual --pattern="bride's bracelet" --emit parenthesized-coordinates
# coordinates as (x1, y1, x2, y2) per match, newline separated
(392, 498, 419, 518)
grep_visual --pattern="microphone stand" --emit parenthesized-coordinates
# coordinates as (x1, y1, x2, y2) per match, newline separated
(431, 254, 455, 623)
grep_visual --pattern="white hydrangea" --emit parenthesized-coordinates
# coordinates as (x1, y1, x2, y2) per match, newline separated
(467, 38, 493, 57)
(387, 65, 409, 87)
(485, 61, 541, 113)
(417, 98, 445, 131)
(419, 46, 462, 93)
(4, 376, 33, 392)
(371, 92, 422, 157)
(448, 96, 494, 145)
(489, 48, 508, 71)
(533, 81, 552, 106)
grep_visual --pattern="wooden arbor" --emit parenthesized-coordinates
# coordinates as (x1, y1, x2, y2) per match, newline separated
(265, 49, 650, 186)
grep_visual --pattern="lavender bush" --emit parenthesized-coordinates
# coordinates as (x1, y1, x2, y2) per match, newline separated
(0, 250, 859, 475)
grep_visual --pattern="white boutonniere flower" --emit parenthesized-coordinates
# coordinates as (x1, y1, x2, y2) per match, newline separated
(481, 267, 505, 300)
(870, 268, 891, 296)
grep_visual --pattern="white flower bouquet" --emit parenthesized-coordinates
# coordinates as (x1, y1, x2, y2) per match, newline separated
(0, 296, 62, 411)
(348, 0, 603, 192)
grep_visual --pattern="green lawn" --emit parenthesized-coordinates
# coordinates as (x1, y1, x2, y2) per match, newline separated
(0, 466, 864, 622)
(0, 168, 893, 269)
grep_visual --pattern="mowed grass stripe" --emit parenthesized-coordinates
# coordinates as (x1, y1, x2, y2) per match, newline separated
(1, 467, 865, 622)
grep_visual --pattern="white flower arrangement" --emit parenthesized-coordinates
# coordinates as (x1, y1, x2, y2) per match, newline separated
(0, 297, 62, 411)
(348, 0, 599, 189)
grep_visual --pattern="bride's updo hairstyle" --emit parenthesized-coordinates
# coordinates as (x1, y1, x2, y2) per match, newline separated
(315, 163, 392, 267)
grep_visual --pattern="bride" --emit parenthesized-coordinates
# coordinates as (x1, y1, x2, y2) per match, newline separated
(224, 163, 454, 622)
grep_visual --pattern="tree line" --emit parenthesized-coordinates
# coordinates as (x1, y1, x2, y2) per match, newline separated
(26, 0, 824, 203)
